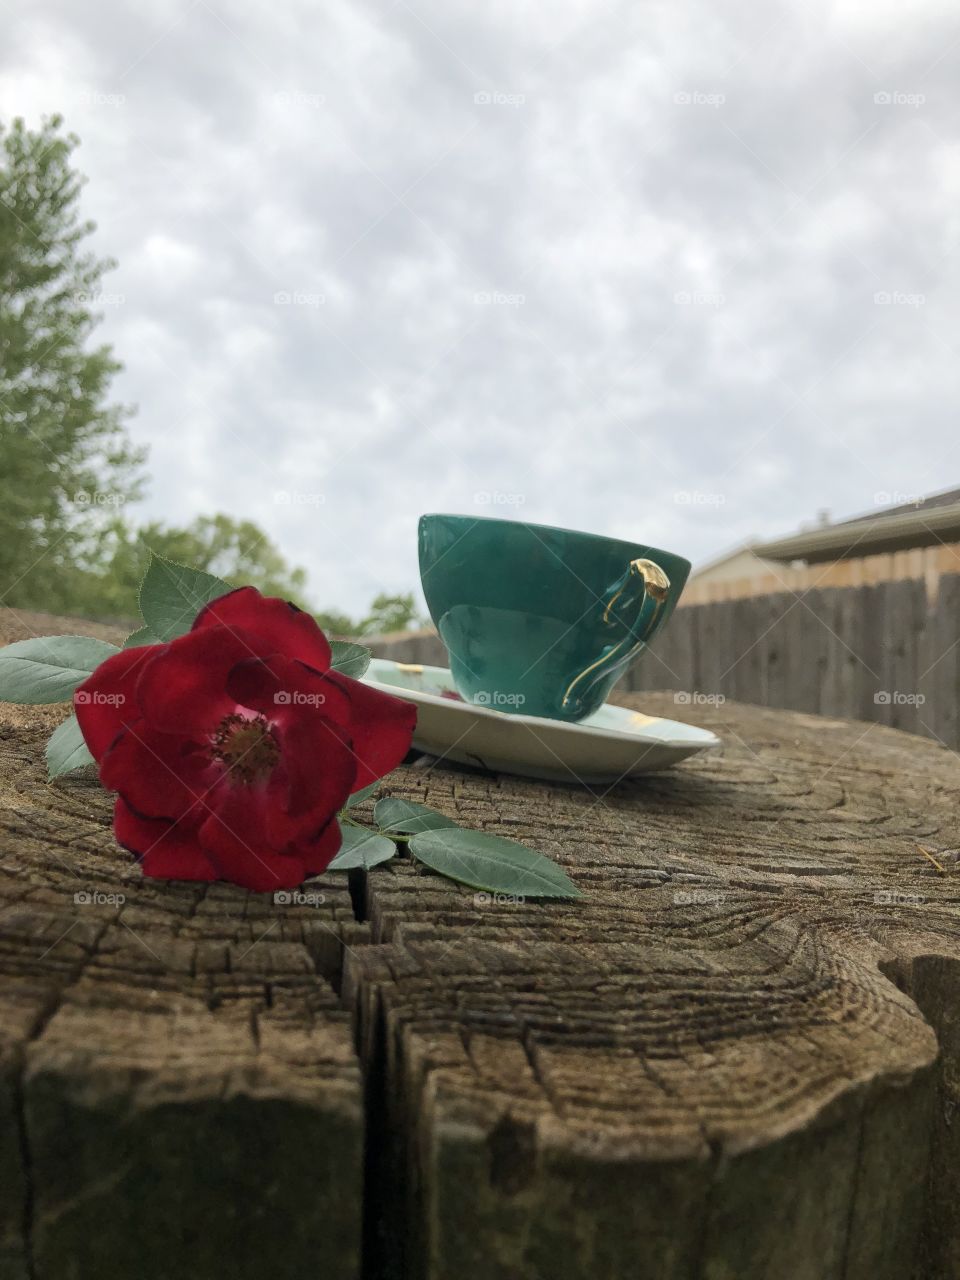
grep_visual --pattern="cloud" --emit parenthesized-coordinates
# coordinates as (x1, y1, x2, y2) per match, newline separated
(1, 0, 957, 611)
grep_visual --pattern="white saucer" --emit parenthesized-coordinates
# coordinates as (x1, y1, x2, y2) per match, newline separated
(362, 658, 721, 784)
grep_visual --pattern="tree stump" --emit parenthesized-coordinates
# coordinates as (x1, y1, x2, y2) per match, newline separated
(1, 610, 959, 1279)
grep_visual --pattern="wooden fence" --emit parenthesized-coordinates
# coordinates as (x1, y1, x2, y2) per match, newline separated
(368, 575, 960, 749)
(680, 541, 960, 606)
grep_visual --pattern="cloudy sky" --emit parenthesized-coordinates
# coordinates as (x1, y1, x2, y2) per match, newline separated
(2, 0, 958, 613)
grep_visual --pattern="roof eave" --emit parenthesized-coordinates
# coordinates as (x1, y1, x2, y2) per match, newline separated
(752, 503, 960, 563)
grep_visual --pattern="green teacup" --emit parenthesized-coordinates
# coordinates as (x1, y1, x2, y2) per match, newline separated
(418, 514, 690, 723)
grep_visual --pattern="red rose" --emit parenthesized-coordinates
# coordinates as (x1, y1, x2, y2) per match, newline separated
(73, 587, 416, 892)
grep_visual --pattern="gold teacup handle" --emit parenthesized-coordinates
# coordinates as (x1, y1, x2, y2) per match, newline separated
(602, 558, 670, 622)
(562, 558, 671, 711)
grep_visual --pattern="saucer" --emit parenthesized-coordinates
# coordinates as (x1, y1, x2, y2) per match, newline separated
(361, 658, 721, 784)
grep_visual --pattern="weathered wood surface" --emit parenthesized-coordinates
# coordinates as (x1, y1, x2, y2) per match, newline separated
(2, 610, 960, 1279)
(370, 573, 960, 748)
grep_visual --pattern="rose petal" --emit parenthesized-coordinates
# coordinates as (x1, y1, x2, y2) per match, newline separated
(192, 587, 332, 671)
(114, 797, 217, 881)
(263, 712, 357, 845)
(101, 723, 222, 821)
(326, 673, 417, 791)
(291, 815, 343, 874)
(74, 646, 162, 761)
(225, 655, 352, 725)
(199, 788, 307, 892)
(136, 626, 251, 733)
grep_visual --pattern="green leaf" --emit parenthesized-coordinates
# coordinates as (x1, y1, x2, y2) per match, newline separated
(123, 625, 162, 649)
(0, 635, 119, 704)
(345, 780, 381, 809)
(327, 823, 396, 870)
(408, 828, 581, 899)
(138, 552, 233, 642)
(329, 640, 371, 679)
(46, 714, 95, 778)
(374, 797, 457, 835)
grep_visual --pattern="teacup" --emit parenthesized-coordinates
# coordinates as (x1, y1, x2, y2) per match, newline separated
(418, 514, 690, 723)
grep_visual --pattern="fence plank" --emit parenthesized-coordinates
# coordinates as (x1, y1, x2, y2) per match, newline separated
(795, 586, 827, 716)
(930, 575, 960, 751)
(887, 580, 923, 736)
(917, 582, 940, 744)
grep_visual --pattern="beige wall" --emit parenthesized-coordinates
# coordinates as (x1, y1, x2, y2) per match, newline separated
(680, 541, 960, 606)
(689, 548, 780, 586)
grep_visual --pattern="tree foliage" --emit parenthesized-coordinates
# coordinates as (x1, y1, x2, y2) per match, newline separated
(314, 591, 424, 639)
(0, 115, 144, 612)
(70, 514, 310, 618)
(27, 506, 417, 635)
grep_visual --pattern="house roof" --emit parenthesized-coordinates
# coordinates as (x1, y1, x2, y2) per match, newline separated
(752, 486, 960, 563)
(836, 486, 960, 525)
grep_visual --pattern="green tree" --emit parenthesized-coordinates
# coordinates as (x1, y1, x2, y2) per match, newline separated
(311, 606, 358, 638)
(70, 514, 310, 618)
(0, 115, 144, 612)
(313, 592, 425, 638)
(358, 591, 423, 635)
